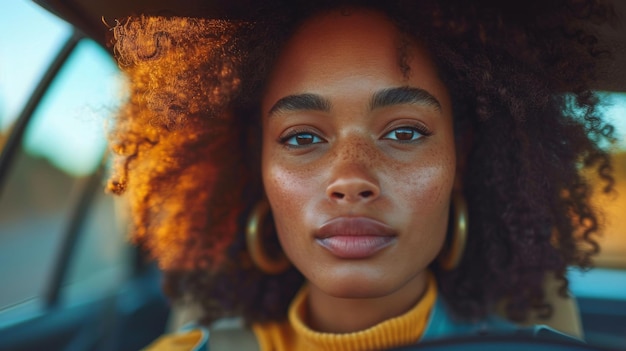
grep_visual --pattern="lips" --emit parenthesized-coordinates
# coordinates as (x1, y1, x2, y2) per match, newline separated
(315, 217, 396, 259)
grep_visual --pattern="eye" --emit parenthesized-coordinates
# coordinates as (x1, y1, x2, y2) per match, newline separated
(382, 127, 426, 142)
(281, 132, 325, 146)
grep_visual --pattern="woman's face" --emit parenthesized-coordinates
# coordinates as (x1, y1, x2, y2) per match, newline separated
(261, 9, 456, 299)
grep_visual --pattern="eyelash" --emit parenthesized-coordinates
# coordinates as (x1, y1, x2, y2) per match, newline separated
(278, 128, 326, 148)
(278, 123, 432, 148)
(381, 123, 432, 143)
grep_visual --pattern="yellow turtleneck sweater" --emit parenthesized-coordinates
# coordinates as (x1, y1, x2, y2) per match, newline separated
(252, 274, 437, 351)
(143, 274, 437, 351)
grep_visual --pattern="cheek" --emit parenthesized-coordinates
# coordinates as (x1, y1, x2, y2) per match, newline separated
(393, 166, 453, 240)
(393, 141, 456, 208)
(263, 160, 314, 211)
(262, 158, 319, 248)
(263, 164, 326, 267)
(388, 141, 456, 253)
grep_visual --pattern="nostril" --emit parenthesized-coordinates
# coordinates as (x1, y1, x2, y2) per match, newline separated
(326, 181, 379, 202)
(360, 190, 374, 198)
(332, 192, 345, 199)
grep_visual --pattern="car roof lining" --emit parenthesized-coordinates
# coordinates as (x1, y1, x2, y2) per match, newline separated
(32, 0, 626, 92)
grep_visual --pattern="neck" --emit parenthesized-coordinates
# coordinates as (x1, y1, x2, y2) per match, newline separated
(306, 271, 429, 333)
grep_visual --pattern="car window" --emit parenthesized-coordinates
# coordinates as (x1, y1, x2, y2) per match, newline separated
(0, 0, 71, 136)
(590, 92, 626, 268)
(0, 0, 128, 312)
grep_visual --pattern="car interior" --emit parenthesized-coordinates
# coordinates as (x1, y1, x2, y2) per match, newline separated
(0, 0, 625, 350)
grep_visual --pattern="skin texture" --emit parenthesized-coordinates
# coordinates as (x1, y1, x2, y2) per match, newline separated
(261, 9, 456, 333)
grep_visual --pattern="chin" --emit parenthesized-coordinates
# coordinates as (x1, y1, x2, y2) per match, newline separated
(313, 265, 405, 299)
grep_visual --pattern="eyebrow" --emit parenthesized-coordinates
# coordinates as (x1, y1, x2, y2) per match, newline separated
(370, 86, 442, 112)
(268, 93, 331, 116)
(267, 86, 441, 116)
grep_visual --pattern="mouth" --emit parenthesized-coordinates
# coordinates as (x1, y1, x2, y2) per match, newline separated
(315, 217, 396, 259)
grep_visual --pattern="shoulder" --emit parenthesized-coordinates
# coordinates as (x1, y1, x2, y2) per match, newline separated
(141, 320, 259, 351)
(422, 296, 582, 343)
(531, 325, 584, 343)
(208, 321, 260, 351)
(141, 326, 209, 351)
(422, 296, 514, 341)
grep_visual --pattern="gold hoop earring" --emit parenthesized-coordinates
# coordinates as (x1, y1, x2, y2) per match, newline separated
(438, 191, 468, 271)
(246, 200, 291, 275)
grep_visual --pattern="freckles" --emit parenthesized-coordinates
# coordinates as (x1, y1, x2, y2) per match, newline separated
(396, 146, 455, 208)
(401, 168, 443, 206)
(335, 138, 378, 169)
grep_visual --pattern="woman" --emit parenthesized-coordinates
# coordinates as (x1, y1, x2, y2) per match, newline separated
(107, 0, 617, 349)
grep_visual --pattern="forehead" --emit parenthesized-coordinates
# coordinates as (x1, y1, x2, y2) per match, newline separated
(268, 9, 404, 87)
(285, 8, 404, 63)
(262, 8, 449, 114)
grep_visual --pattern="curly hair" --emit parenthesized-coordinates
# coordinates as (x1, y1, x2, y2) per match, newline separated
(107, 0, 617, 325)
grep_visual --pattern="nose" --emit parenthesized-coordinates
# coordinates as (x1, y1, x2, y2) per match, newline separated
(326, 176, 380, 202)
(325, 141, 380, 204)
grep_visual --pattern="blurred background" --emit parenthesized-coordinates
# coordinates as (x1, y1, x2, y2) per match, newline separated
(0, 2, 169, 350)
(0, 0, 125, 311)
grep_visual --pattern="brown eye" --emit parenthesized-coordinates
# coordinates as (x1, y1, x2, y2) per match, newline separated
(394, 129, 415, 140)
(296, 134, 314, 145)
(282, 132, 324, 146)
(383, 127, 423, 142)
